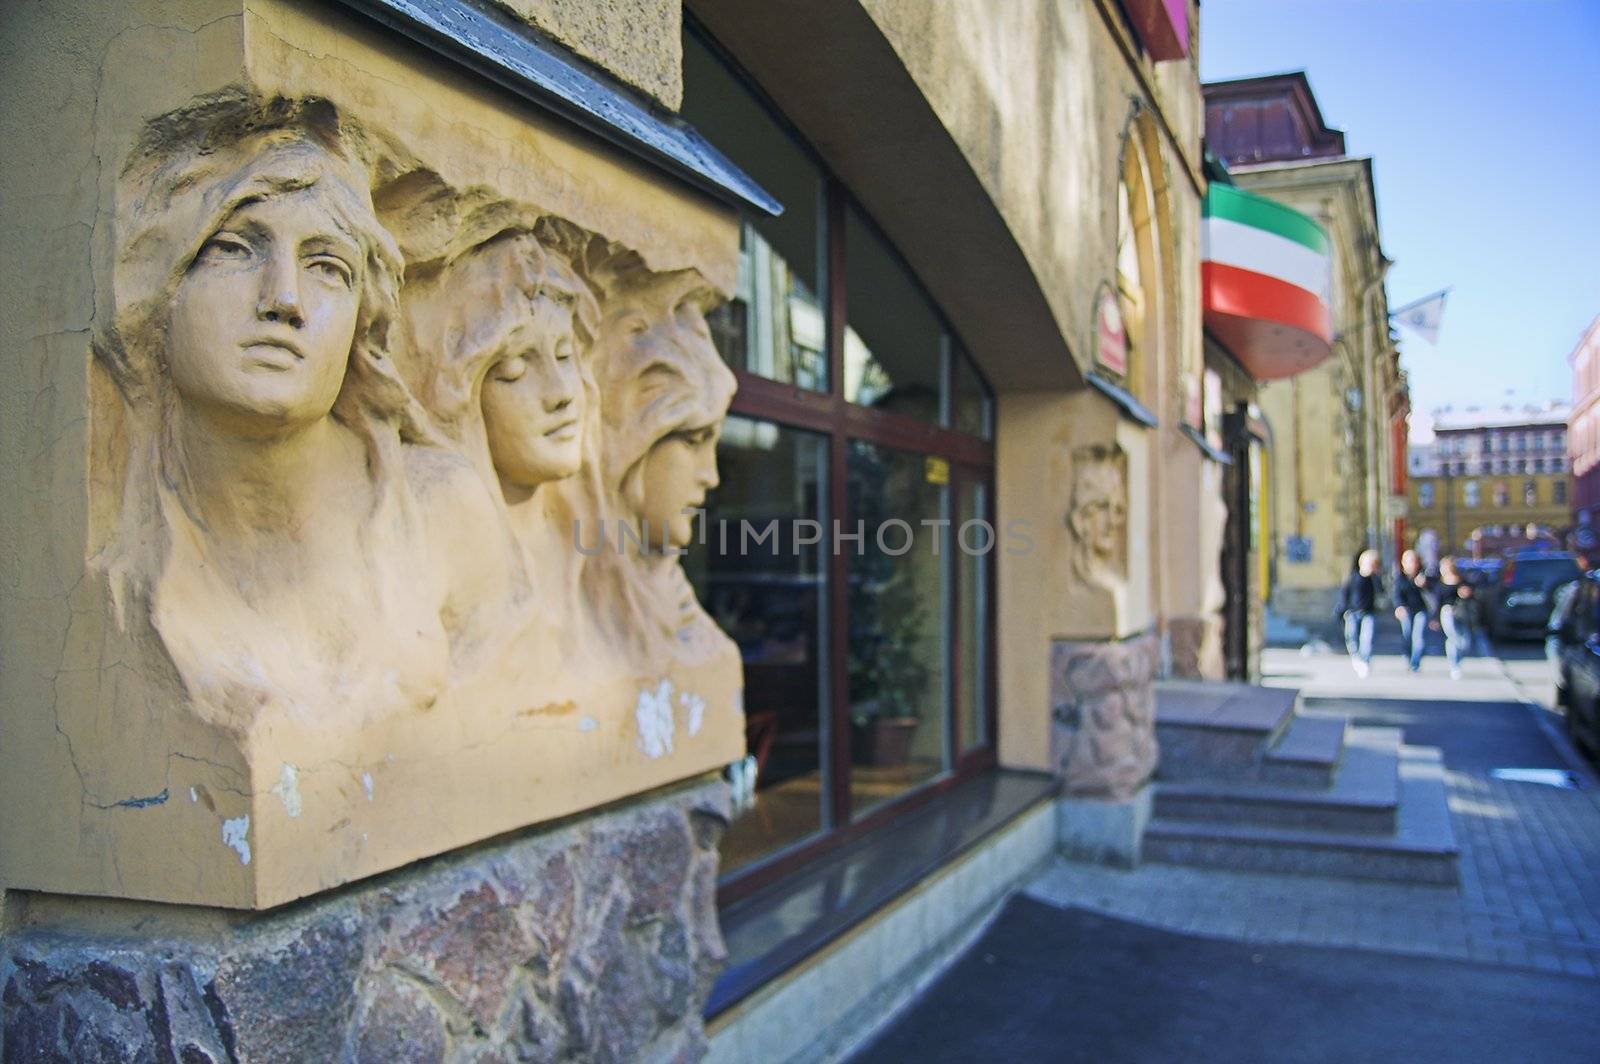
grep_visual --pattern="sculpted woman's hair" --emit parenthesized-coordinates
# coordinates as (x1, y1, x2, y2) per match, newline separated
(97, 93, 428, 457)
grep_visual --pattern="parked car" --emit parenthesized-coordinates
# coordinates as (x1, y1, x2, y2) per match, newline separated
(1489, 551, 1581, 640)
(1553, 573, 1600, 758)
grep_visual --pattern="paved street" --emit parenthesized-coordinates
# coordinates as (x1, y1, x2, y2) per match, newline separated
(854, 632, 1600, 1061)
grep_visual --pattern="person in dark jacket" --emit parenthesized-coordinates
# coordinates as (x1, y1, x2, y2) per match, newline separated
(1435, 556, 1473, 679)
(1340, 549, 1381, 677)
(1394, 549, 1432, 673)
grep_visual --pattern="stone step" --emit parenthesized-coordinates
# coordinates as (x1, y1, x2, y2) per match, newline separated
(1154, 727, 1400, 834)
(1142, 744, 1458, 885)
(1259, 713, 1348, 787)
(1154, 681, 1299, 780)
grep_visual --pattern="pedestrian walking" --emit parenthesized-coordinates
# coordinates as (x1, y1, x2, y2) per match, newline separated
(1436, 556, 1472, 680)
(1339, 549, 1381, 678)
(1394, 549, 1432, 673)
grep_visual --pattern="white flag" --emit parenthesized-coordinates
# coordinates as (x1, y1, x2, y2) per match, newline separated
(1392, 289, 1449, 345)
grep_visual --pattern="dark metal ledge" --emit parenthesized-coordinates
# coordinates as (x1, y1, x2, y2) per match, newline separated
(1086, 372, 1160, 428)
(708, 769, 1058, 1018)
(329, 0, 782, 216)
(1181, 423, 1234, 465)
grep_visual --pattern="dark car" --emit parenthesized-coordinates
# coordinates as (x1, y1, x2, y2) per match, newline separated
(1489, 552, 1581, 640)
(1554, 573, 1600, 758)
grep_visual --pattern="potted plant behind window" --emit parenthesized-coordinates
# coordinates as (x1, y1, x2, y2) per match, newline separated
(848, 566, 930, 766)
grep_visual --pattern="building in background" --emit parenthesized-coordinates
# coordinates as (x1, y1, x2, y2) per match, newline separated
(1204, 72, 1406, 629)
(1568, 315, 1600, 522)
(1408, 404, 1571, 556)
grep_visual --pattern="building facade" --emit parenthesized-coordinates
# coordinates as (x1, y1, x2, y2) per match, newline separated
(1568, 315, 1600, 521)
(1204, 73, 1406, 628)
(2, 1, 1273, 1059)
(1409, 404, 1572, 555)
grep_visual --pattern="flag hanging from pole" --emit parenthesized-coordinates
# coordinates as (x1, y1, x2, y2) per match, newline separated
(1391, 288, 1449, 344)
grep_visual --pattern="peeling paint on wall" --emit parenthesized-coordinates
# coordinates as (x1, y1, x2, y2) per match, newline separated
(636, 680, 675, 758)
(271, 764, 302, 818)
(680, 691, 705, 737)
(222, 816, 251, 866)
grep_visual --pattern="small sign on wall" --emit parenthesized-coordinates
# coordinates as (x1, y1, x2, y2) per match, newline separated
(1285, 536, 1313, 563)
(1095, 283, 1127, 378)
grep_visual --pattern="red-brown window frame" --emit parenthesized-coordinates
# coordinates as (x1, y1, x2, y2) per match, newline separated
(692, 32, 1001, 906)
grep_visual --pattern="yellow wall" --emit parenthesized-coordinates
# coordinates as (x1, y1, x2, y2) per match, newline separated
(1408, 473, 1572, 549)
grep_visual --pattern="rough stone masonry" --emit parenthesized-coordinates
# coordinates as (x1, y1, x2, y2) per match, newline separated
(2, 779, 730, 1064)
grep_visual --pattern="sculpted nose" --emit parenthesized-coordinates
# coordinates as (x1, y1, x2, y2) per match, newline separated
(698, 447, 720, 490)
(256, 249, 305, 328)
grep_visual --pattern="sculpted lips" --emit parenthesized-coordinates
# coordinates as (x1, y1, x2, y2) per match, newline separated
(544, 418, 579, 441)
(241, 337, 305, 369)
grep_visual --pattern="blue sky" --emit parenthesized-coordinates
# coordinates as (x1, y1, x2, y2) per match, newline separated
(1200, 1, 1600, 439)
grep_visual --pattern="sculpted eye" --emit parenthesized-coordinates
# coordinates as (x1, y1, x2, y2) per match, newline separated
(622, 314, 650, 338)
(493, 356, 529, 383)
(677, 300, 710, 338)
(307, 255, 354, 289)
(555, 338, 575, 362)
(196, 233, 251, 265)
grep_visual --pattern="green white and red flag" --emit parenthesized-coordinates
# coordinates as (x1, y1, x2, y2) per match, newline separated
(1202, 183, 1333, 380)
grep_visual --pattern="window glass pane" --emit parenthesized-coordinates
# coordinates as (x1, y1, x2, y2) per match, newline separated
(684, 417, 828, 875)
(950, 344, 992, 439)
(682, 33, 827, 390)
(955, 477, 989, 754)
(847, 440, 948, 816)
(843, 206, 942, 422)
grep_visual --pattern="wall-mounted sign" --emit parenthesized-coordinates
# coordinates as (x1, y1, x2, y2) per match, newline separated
(1095, 284, 1127, 377)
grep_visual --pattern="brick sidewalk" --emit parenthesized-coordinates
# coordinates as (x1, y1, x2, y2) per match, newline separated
(1026, 648, 1600, 980)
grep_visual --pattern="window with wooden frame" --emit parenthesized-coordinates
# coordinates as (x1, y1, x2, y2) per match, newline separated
(681, 24, 997, 902)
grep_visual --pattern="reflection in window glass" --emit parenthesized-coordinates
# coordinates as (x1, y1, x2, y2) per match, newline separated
(682, 33, 827, 390)
(955, 477, 988, 755)
(847, 441, 948, 816)
(684, 417, 828, 874)
(950, 344, 992, 439)
(843, 206, 942, 422)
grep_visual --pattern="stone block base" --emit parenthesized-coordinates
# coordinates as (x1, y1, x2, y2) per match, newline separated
(1057, 786, 1153, 868)
(1050, 632, 1159, 801)
(2, 777, 730, 1064)
(1166, 614, 1224, 680)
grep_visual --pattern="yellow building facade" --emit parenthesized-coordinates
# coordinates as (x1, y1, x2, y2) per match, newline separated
(1205, 76, 1404, 626)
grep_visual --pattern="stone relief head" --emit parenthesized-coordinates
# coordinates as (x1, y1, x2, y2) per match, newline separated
(100, 96, 424, 454)
(587, 252, 736, 551)
(1067, 443, 1129, 588)
(399, 221, 599, 502)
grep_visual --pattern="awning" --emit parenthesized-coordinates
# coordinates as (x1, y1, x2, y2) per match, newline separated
(1202, 184, 1333, 381)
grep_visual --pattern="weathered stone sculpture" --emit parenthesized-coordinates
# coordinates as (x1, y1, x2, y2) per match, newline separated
(95, 98, 527, 737)
(1066, 442, 1129, 589)
(586, 250, 739, 664)
(1, 90, 745, 912)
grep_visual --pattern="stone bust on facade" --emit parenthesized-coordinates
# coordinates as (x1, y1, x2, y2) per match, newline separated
(94, 98, 524, 734)
(584, 249, 738, 666)
(1067, 443, 1130, 590)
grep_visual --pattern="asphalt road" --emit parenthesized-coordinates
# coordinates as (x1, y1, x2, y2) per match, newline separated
(851, 897, 1600, 1064)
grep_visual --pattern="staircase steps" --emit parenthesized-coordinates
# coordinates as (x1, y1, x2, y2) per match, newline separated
(1142, 682, 1459, 886)
(1144, 746, 1457, 885)
(1154, 727, 1399, 835)
(1154, 681, 1298, 781)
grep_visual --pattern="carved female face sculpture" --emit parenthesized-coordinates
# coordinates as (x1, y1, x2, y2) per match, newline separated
(592, 266, 736, 551)
(1068, 445, 1128, 585)
(478, 270, 588, 491)
(167, 190, 364, 432)
(398, 230, 597, 497)
(637, 423, 721, 548)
